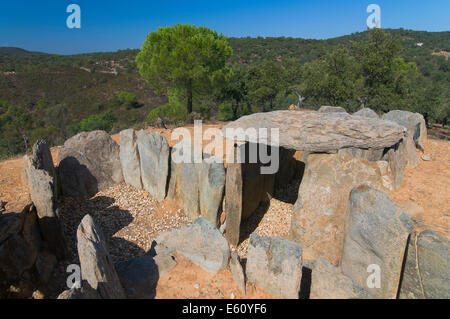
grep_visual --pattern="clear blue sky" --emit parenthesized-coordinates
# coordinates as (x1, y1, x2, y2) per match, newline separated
(1, 0, 449, 54)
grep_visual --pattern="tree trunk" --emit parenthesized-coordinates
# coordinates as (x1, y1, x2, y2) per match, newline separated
(232, 102, 238, 120)
(187, 80, 193, 114)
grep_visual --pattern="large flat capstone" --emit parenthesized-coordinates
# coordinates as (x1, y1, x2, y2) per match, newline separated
(222, 111, 406, 152)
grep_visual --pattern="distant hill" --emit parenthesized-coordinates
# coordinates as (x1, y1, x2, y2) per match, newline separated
(0, 47, 36, 55)
(0, 28, 448, 158)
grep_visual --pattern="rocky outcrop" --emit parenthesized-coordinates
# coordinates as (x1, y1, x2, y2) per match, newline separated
(309, 259, 371, 299)
(23, 140, 66, 259)
(246, 234, 303, 299)
(137, 131, 170, 200)
(58, 131, 123, 199)
(77, 215, 126, 299)
(318, 106, 348, 113)
(155, 217, 230, 274)
(353, 108, 379, 119)
(399, 230, 450, 299)
(119, 129, 142, 189)
(341, 186, 414, 299)
(168, 141, 226, 225)
(290, 153, 390, 264)
(222, 111, 406, 152)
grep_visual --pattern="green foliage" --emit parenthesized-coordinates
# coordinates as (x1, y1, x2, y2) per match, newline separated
(36, 98, 49, 111)
(136, 24, 233, 113)
(79, 111, 116, 132)
(0, 28, 448, 159)
(147, 91, 187, 125)
(217, 102, 234, 121)
(117, 91, 138, 109)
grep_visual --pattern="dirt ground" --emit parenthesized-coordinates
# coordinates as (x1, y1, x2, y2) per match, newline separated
(0, 125, 448, 299)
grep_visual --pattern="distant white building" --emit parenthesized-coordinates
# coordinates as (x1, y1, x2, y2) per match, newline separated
(416, 42, 424, 47)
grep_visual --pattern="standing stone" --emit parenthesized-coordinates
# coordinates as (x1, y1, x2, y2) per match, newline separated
(119, 129, 142, 189)
(290, 153, 387, 264)
(310, 258, 371, 299)
(168, 141, 225, 225)
(246, 234, 303, 299)
(382, 138, 407, 188)
(58, 131, 123, 199)
(198, 157, 226, 226)
(230, 251, 246, 294)
(155, 217, 230, 274)
(30, 140, 58, 198)
(224, 162, 243, 246)
(77, 215, 126, 299)
(382, 110, 427, 151)
(23, 144, 67, 260)
(353, 108, 379, 119)
(341, 186, 414, 299)
(224, 142, 274, 246)
(399, 230, 450, 299)
(318, 106, 348, 113)
(137, 131, 170, 201)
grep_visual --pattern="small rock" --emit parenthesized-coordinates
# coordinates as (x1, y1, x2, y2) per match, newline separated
(194, 284, 200, 289)
(155, 217, 230, 274)
(422, 154, 431, 161)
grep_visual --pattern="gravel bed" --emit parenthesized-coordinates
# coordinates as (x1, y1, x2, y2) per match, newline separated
(236, 179, 299, 258)
(58, 183, 191, 265)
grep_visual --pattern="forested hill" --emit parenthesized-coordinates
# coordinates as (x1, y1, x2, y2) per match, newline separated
(0, 28, 448, 158)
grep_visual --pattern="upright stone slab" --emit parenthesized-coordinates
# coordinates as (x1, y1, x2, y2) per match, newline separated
(382, 138, 407, 188)
(290, 153, 387, 264)
(310, 259, 371, 299)
(341, 186, 414, 299)
(119, 129, 142, 189)
(198, 157, 226, 226)
(30, 140, 58, 198)
(137, 131, 170, 200)
(168, 141, 225, 225)
(382, 110, 427, 151)
(77, 215, 126, 299)
(58, 131, 123, 199)
(399, 230, 450, 299)
(229, 251, 246, 294)
(224, 162, 243, 246)
(224, 142, 275, 246)
(246, 234, 303, 299)
(23, 141, 67, 260)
